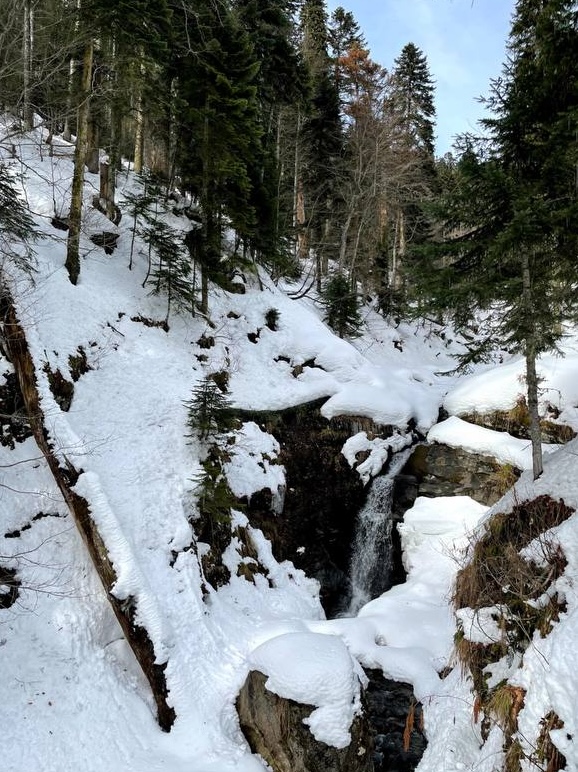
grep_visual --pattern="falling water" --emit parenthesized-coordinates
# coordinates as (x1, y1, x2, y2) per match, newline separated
(346, 449, 412, 616)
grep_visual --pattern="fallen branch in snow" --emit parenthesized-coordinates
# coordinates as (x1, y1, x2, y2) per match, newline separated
(0, 286, 176, 731)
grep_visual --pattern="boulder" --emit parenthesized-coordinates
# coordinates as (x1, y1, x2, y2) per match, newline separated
(237, 670, 373, 772)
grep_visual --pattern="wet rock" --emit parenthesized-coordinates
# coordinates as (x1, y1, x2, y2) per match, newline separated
(397, 442, 519, 507)
(365, 670, 427, 772)
(237, 670, 373, 772)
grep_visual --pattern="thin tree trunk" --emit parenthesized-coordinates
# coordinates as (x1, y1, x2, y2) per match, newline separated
(522, 251, 543, 479)
(22, 0, 34, 130)
(62, 0, 81, 142)
(65, 37, 94, 285)
(133, 50, 146, 174)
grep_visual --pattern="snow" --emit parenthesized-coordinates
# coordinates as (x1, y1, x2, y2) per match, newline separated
(341, 430, 413, 483)
(3, 119, 578, 772)
(248, 631, 363, 748)
(443, 347, 578, 432)
(428, 415, 559, 470)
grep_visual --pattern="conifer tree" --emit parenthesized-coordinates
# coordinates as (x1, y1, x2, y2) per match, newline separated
(384, 43, 437, 305)
(413, 0, 578, 479)
(186, 375, 233, 441)
(0, 165, 37, 275)
(233, 0, 307, 275)
(298, 0, 343, 285)
(322, 272, 362, 338)
(174, 0, 261, 315)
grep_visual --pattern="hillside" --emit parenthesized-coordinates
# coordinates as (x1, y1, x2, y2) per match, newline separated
(2, 122, 578, 772)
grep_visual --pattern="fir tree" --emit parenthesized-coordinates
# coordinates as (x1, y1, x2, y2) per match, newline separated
(186, 375, 233, 441)
(0, 164, 36, 275)
(322, 272, 362, 338)
(412, 0, 578, 479)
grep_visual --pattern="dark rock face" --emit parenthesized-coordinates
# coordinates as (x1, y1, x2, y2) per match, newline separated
(240, 400, 375, 616)
(388, 442, 518, 586)
(396, 442, 518, 508)
(237, 670, 373, 772)
(364, 670, 426, 772)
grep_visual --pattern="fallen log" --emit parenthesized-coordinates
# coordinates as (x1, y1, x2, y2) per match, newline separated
(0, 287, 175, 731)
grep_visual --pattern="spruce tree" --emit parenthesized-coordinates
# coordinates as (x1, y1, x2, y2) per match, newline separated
(233, 0, 307, 275)
(174, 0, 261, 315)
(413, 0, 578, 479)
(384, 43, 437, 307)
(0, 164, 37, 275)
(186, 375, 233, 441)
(322, 272, 362, 338)
(389, 43, 436, 156)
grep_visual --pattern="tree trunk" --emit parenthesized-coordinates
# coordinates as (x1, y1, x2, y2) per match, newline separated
(522, 251, 543, 480)
(0, 290, 175, 731)
(62, 0, 81, 142)
(133, 50, 146, 174)
(22, 0, 34, 130)
(65, 38, 94, 285)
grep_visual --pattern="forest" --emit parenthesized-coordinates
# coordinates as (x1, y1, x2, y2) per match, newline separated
(2, 3, 578, 772)
(2, 0, 578, 483)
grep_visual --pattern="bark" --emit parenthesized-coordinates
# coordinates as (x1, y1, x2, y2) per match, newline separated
(0, 289, 176, 731)
(22, 0, 34, 130)
(522, 251, 543, 480)
(65, 38, 94, 285)
(133, 50, 146, 175)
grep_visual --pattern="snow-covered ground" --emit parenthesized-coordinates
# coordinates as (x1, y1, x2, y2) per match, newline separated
(2, 122, 578, 771)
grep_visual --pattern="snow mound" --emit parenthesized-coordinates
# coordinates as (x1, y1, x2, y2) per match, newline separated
(443, 349, 578, 431)
(248, 631, 362, 748)
(428, 415, 558, 469)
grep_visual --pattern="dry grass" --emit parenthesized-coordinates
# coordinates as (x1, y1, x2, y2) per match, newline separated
(451, 494, 573, 769)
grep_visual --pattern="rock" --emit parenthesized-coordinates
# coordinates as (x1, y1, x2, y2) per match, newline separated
(398, 442, 519, 507)
(364, 670, 427, 772)
(237, 670, 373, 772)
(89, 231, 119, 254)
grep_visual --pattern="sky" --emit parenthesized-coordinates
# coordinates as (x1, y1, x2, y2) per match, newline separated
(326, 0, 516, 156)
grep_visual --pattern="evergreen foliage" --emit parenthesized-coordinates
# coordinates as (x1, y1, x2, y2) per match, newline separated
(322, 273, 362, 338)
(0, 164, 36, 275)
(173, 0, 261, 313)
(194, 447, 238, 527)
(145, 219, 194, 321)
(389, 43, 436, 157)
(411, 0, 578, 478)
(299, 0, 343, 271)
(186, 375, 233, 441)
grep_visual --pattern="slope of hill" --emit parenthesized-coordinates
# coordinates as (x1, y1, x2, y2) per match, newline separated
(2, 121, 578, 772)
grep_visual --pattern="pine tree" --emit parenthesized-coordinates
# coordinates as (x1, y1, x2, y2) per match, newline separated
(186, 375, 233, 441)
(322, 272, 362, 338)
(413, 0, 578, 479)
(0, 164, 37, 275)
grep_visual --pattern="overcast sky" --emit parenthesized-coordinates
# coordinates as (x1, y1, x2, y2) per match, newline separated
(326, 0, 516, 155)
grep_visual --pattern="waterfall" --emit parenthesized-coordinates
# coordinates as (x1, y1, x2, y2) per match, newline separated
(346, 449, 412, 616)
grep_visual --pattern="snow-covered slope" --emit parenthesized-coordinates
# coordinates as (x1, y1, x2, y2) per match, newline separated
(2, 121, 578, 772)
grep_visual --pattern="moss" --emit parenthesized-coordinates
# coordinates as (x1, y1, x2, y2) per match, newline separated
(452, 494, 573, 763)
